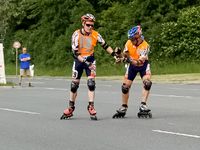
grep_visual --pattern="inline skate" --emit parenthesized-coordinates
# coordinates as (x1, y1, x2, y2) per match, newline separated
(137, 103, 152, 118)
(87, 104, 97, 120)
(112, 105, 127, 118)
(60, 106, 75, 120)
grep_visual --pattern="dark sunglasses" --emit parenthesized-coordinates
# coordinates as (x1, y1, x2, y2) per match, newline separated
(86, 24, 94, 27)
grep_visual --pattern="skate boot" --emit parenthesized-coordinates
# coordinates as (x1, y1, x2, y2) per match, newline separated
(87, 104, 97, 120)
(60, 106, 75, 120)
(112, 104, 128, 118)
(28, 83, 32, 87)
(137, 102, 152, 118)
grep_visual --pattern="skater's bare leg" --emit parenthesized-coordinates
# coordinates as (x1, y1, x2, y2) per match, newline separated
(70, 79, 80, 102)
(121, 78, 132, 106)
(137, 74, 152, 118)
(113, 78, 132, 118)
(60, 79, 79, 120)
(139, 74, 152, 111)
(141, 74, 151, 103)
(87, 78, 97, 118)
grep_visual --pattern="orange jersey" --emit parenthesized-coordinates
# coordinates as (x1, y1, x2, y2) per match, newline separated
(72, 29, 105, 57)
(124, 40, 150, 60)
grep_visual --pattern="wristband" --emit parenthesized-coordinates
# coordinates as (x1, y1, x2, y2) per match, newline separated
(111, 51, 115, 57)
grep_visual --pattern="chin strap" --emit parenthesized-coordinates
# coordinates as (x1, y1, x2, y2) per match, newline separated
(81, 28, 91, 36)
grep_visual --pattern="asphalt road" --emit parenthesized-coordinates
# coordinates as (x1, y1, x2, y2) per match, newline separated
(0, 77, 200, 150)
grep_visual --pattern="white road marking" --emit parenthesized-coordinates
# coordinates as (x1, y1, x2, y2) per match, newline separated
(0, 108, 40, 115)
(15, 87, 67, 91)
(152, 129, 200, 139)
(46, 87, 56, 90)
(45, 87, 67, 91)
(169, 87, 200, 91)
(152, 94, 193, 99)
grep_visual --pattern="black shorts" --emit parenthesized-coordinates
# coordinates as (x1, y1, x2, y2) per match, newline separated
(127, 61, 151, 81)
(72, 56, 95, 79)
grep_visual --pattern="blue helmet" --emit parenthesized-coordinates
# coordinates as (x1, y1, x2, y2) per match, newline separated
(128, 25, 142, 39)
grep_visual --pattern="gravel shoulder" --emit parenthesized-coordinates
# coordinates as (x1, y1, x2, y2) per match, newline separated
(96, 73, 200, 84)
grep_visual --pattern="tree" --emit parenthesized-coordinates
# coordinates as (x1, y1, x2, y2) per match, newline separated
(150, 6, 200, 62)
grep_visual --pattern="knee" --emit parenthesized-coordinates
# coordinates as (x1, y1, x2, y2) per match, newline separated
(143, 79, 152, 91)
(87, 78, 96, 91)
(121, 83, 130, 94)
(71, 81, 79, 93)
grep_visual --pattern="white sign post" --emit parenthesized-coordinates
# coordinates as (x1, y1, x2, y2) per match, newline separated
(13, 41, 21, 78)
(0, 43, 6, 84)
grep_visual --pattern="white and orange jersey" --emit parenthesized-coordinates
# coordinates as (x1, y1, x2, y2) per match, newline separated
(72, 29, 106, 57)
(124, 39, 150, 60)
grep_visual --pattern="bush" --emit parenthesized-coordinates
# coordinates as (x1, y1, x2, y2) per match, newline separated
(150, 6, 200, 62)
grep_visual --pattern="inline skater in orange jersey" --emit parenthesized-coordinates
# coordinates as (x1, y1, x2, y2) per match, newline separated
(113, 25, 152, 119)
(60, 13, 120, 120)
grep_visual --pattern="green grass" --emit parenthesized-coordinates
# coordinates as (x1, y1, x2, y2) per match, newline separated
(151, 61, 200, 75)
(5, 62, 200, 76)
(0, 81, 15, 86)
(5, 64, 16, 75)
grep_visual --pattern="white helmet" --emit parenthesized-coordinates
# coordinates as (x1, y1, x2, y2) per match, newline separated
(81, 13, 96, 22)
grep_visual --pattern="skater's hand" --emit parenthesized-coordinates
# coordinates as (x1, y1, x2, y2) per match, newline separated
(85, 61, 96, 70)
(123, 57, 133, 64)
(114, 56, 122, 64)
(89, 64, 96, 70)
(111, 50, 123, 64)
(139, 55, 147, 63)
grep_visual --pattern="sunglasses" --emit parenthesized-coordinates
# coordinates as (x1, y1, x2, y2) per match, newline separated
(85, 24, 94, 27)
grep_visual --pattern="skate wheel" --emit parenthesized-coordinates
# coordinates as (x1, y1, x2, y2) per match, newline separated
(114, 116, 124, 119)
(113, 111, 126, 119)
(137, 113, 141, 118)
(60, 115, 65, 120)
(90, 116, 98, 120)
(148, 113, 152, 118)
(112, 113, 121, 118)
(112, 114, 117, 119)
(60, 114, 73, 120)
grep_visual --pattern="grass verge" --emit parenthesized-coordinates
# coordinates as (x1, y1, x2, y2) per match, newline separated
(0, 81, 15, 86)
(5, 62, 200, 78)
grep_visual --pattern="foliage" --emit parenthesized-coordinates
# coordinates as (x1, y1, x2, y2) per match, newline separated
(1, 0, 200, 74)
(150, 6, 200, 62)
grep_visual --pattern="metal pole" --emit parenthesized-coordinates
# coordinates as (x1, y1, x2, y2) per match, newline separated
(16, 48, 18, 78)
